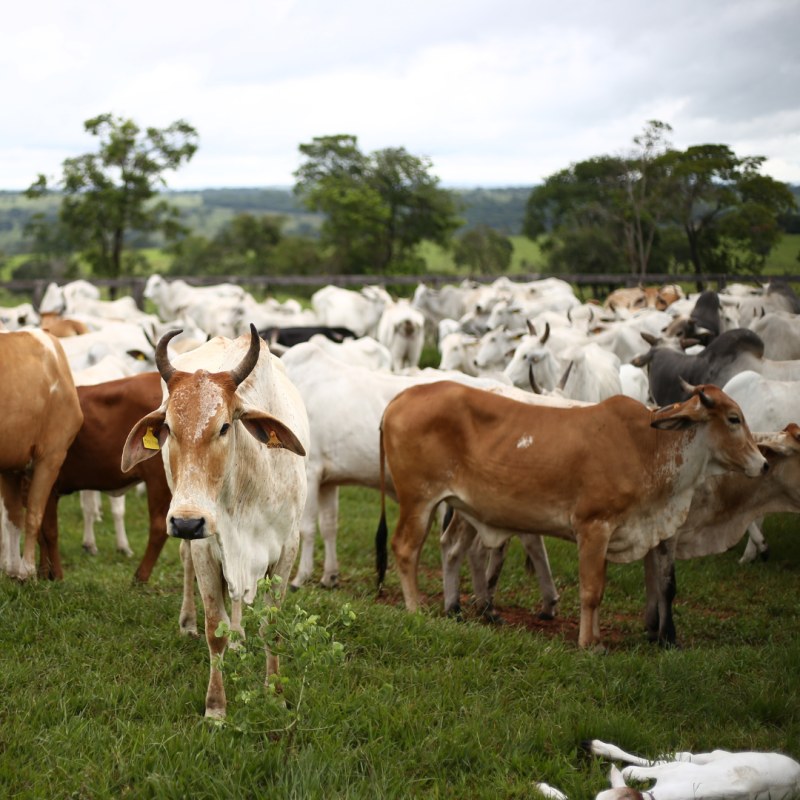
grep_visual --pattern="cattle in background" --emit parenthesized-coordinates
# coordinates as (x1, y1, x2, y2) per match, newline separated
(36, 373, 172, 582)
(312, 285, 390, 338)
(259, 326, 357, 348)
(377, 299, 425, 371)
(737, 277, 800, 320)
(224, 299, 319, 338)
(632, 328, 800, 406)
(722, 369, 800, 562)
(0, 303, 39, 330)
(439, 331, 480, 376)
(0, 331, 83, 580)
(58, 322, 162, 374)
(376, 381, 766, 649)
(412, 283, 468, 342)
(39, 280, 99, 315)
(40, 313, 90, 337)
(303, 334, 393, 371)
(604, 283, 684, 312)
(643, 425, 800, 647)
(750, 311, 800, 360)
(122, 327, 308, 718)
(144, 274, 246, 321)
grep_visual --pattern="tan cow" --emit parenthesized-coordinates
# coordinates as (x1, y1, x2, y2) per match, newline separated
(40, 312, 90, 338)
(121, 327, 308, 717)
(376, 381, 767, 650)
(604, 284, 684, 312)
(0, 330, 83, 579)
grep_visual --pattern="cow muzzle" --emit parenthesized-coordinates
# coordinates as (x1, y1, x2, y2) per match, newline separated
(169, 516, 209, 539)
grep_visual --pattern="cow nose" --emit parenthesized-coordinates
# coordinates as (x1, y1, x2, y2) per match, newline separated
(170, 516, 206, 539)
(762, 460, 770, 475)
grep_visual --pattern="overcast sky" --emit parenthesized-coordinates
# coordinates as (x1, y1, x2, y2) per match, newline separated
(2, 0, 798, 189)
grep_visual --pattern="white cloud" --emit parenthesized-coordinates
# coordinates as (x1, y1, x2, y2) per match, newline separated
(2, 0, 798, 188)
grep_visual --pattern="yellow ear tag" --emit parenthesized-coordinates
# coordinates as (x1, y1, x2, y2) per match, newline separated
(142, 427, 160, 450)
(266, 430, 283, 449)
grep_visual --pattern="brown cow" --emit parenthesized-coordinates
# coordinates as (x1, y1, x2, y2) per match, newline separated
(34, 372, 172, 582)
(604, 284, 684, 312)
(376, 381, 767, 650)
(40, 312, 90, 338)
(0, 330, 83, 580)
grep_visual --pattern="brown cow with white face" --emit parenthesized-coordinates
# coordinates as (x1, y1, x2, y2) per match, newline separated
(121, 326, 308, 718)
(376, 380, 767, 650)
(0, 330, 83, 580)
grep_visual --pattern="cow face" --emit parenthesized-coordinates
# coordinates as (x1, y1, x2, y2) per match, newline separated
(121, 326, 305, 540)
(651, 384, 769, 478)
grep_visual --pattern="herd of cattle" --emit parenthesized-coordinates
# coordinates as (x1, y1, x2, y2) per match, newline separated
(1, 273, 800, 727)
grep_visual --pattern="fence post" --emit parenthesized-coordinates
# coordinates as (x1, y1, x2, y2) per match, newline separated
(132, 278, 146, 311)
(32, 280, 46, 310)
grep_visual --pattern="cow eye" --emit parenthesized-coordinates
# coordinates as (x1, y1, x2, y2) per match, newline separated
(728, 416, 741, 425)
(220, 423, 231, 437)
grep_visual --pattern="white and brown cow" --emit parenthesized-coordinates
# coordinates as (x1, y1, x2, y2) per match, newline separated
(0, 330, 83, 580)
(376, 381, 767, 650)
(121, 326, 309, 718)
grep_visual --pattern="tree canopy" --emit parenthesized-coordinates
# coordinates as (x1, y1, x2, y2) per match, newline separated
(453, 224, 513, 274)
(523, 122, 797, 275)
(26, 114, 198, 278)
(294, 135, 462, 274)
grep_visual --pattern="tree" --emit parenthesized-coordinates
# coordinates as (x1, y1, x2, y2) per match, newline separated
(523, 122, 798, 275)
(167, 212, 322, 277)
(294, 135, 462, 274)
(453, 224, 513, 274)
(26, 114, 198, 278)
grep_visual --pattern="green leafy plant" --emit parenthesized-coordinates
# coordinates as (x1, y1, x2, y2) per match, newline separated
(211, 575, 356, 735)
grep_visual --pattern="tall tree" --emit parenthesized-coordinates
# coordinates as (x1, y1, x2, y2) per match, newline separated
(26, 114, 198, 277)
(294, 135, 462, 274)
(453, 224, 513, 274)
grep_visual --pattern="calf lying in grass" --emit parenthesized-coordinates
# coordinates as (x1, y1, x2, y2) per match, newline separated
(535, 739, 800, 799)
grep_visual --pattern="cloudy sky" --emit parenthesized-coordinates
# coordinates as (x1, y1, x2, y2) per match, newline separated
(2, 0, 798, 189)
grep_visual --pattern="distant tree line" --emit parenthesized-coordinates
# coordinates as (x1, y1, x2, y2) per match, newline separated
(8, 115, 799, 282)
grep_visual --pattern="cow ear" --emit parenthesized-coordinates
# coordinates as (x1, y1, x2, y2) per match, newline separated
(651, 413, 701, 431)
(121, 410, 168, 472)
(237, 406, 306, 457)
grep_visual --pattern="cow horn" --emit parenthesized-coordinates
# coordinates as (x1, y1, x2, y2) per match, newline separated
(698, 389, 715, 409)
(641, 332, 658, 346)
(144, 324, 157, 352)
(761, 307, 766, 318)
(526, 319, 536, 336)
(528, 364, 542, 394)
(540, 322, 550, 344)
(566, 308, 572, 323)
(679, 376, 696, 395)
(557, 361, 573, 391)
(156, 329, 184, 384)
(229, 324, 261, 387)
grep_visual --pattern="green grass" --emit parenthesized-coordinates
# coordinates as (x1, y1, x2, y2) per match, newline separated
(2, 488, 800, 799)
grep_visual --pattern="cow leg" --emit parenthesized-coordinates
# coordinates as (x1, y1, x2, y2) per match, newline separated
(178, 539, 198, 638)
(38, 492, 62, 580)
(0, 475, 24, 578)
(518, 534, 560, 620)
(643, 548, 660, 641)
(80, 490, 100, 555)
(229, 600, 245, 650)
(291, 475, 319, 589)
(651, 538, 679, 647)
(0, 497, 7, 574)
(440, 511, 476, 618)
(468, 536, 506, 623)
(576, 526, 610, 650)
(392, 501, 436, 612)
(132, 479, 170, 583)
(21, 456, 64, 581)
(318, 484, 340, 588)
(264, 535, 299, 686)
(740, 517, 768, 564)
(109, 495, 134, 557)
(191, 540, 230, 718)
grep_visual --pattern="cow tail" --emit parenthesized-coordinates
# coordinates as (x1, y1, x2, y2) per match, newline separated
(376, 420, 388, 593)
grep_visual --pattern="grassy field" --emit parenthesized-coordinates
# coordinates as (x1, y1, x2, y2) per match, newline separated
(1, 486, 799, 799)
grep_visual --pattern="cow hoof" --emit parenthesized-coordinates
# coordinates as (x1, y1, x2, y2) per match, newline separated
(537, 612, 555, 621)
(319, 575, 339, 589)
(288, 584, 301, 593)
(204, 706, 226, 719)
(482, 610, 506, 625)
(760, 545, 771, 562)
(83, 545, 99, 556)
(659, 639, 683, 651)
(118, 547, 135, 558)
(446, 606, 463, 622)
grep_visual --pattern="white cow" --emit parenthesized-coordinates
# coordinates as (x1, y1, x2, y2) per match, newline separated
(578, 738, 800, 800)
(224, 299, 319, 338)
(144, 275, 246, 321)
(122, 327, 309, 718)
(72, 355, 136, 558)
(722, 370, 800, 562)
(0, 303, 39, 330)
(305, 334, 392, 371)
(58, 323, 160, 374)
(312, 285, 391, 338)
(438, 332, 480, 376)
(750, 311, 800, 360)
(377, 299, 425, 371)
(39, 280, 100, 314)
